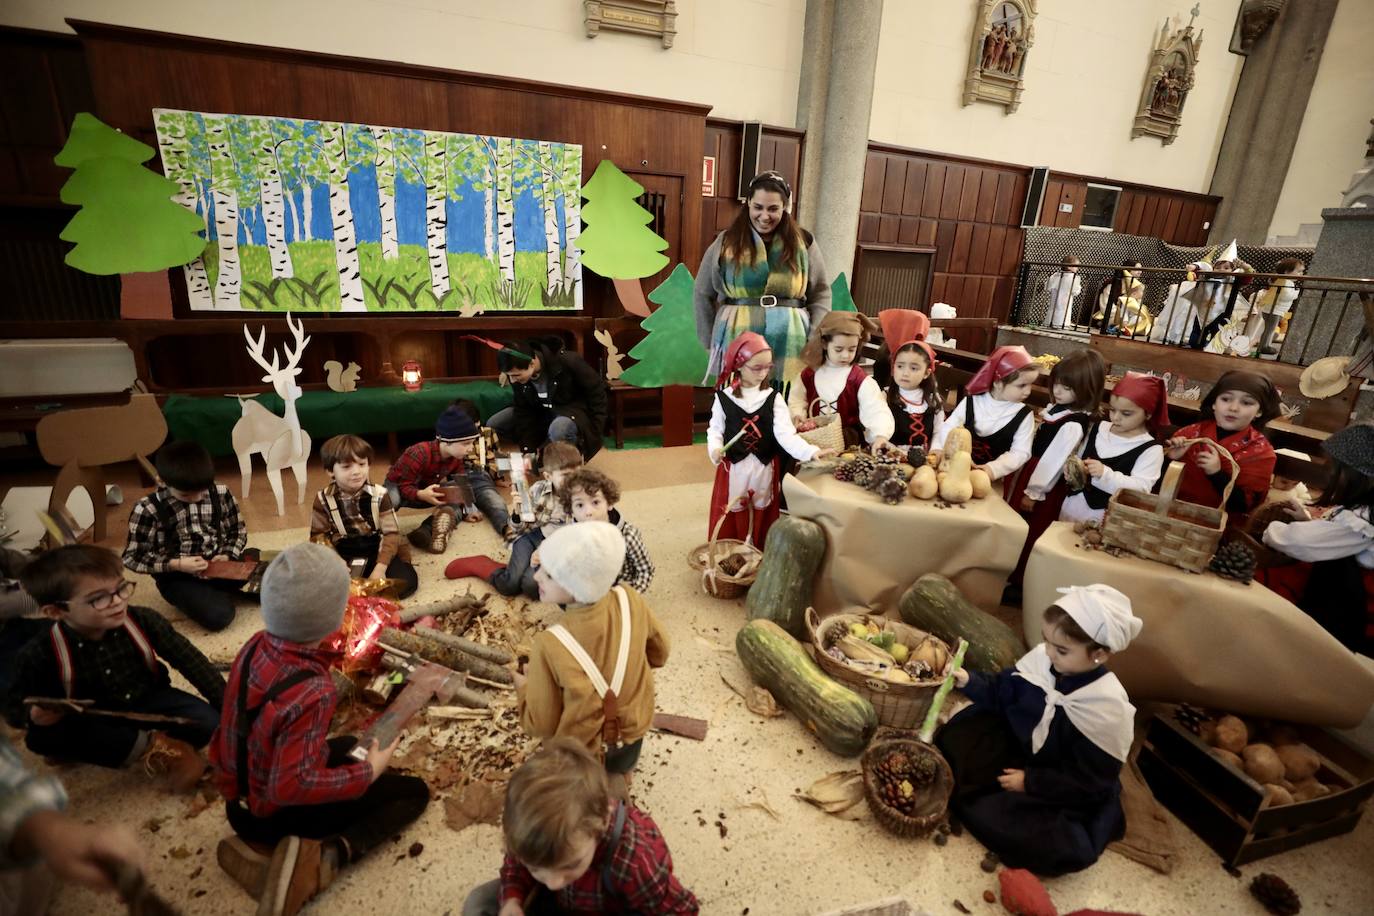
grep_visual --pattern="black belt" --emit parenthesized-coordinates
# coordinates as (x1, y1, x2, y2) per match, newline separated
(725, 296, 805, 308)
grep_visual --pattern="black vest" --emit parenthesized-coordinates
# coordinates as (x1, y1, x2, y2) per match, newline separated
(965, 398, 1032, 466)
(1032, 408, 1093, 457)
(892, 392, 938, 451)
(718, 389, 780, 465)
(1078, 422, 1160, 510)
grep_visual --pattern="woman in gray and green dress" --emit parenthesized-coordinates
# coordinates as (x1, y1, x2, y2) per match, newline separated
(693, 171, 831, 386)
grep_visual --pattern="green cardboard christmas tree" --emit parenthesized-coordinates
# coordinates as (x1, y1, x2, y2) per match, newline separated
(621, 264, 709, 388)
(55, 113, 206, 275)
(576, 160, 669, 279)
(831, 272, 857, 312)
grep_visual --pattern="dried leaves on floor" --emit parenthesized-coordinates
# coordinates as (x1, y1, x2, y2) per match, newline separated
(794, 770, 867, 820)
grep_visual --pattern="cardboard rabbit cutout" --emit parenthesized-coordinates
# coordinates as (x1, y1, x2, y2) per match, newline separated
(233, 313, 312, 515)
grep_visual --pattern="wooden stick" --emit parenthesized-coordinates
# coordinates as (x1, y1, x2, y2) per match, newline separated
(375, 649, 492, 709)
(412, 625, 513, 664)
(397, 592, 489, 625)
(23, 697, 196, 727)
(652, 713, 708, 741)
(465, 673, 516, 692)
(426, 706, 495, 720)
(379, 627, 513, 685)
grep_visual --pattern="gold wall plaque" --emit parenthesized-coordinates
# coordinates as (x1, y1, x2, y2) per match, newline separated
(585, 0, 677, 49)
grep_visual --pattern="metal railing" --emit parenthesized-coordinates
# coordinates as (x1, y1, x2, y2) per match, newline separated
(1008, 261, 1374, 364)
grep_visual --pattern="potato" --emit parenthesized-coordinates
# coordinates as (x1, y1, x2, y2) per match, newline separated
(1214, 715, 1248, 753)
(1276, 744, 1321, 782)
(1291, 778, 1330, 802)
(1210, 747, 1243, 770)
(1263, 784, 1295, 807)
(1265, 724, 1302, 747)
(969, 468, 992, 499)
(1242, 744, 1285, 784)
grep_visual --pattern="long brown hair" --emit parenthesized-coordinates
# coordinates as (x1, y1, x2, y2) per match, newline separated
(720, 172, 805, 271)
(1048, 349, 1106, 415)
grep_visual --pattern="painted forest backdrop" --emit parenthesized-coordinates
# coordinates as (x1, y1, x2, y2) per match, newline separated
(153, 109, 583, 312)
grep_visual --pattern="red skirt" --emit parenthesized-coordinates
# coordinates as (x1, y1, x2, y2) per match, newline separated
(708, 459, 782, 549)
(1003, 456, 1040, 507)
(1255, 560, 1374, 651)
(1007, 478, 1069, 588)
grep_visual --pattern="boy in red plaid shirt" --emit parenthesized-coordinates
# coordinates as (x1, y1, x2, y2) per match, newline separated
(462, 737, 697, 916)
(210, 543, 429, 916)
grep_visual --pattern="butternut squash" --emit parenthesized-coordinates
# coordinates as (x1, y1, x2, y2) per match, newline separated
(939, 427, 972, 472)
(908, 465, 938, 500)
(939, 451, 974, 503)
(969, 468, 992, 499)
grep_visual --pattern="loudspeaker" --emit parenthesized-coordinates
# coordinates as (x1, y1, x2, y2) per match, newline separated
(737, 121, 763, 199)
(1021, 166, 1050, 228)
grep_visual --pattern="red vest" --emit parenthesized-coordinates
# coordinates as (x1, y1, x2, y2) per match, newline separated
(800, 365, 867, 435)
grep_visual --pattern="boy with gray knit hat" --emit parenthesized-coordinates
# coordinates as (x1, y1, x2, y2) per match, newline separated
(517, 522, 670, 784)
(210, 543, 429, 916)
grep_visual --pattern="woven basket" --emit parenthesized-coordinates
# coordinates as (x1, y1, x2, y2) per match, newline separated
(686, 497, 762, 599)
(1100, 437, 1238, 573)
(861, 738, 953, 838)
(797, 397, 846, 452)
(806, 607, 950, 729)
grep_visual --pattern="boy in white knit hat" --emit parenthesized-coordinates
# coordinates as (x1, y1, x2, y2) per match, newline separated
(937, 583, 1142, 877)
(210, 543, 429, 916)
(515, 521, 670, 786)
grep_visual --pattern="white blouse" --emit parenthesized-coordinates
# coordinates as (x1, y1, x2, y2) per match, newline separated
(787, 363, 895, 445)
(709, 385, 820, 465)
(1025, 408, 1089, 501)
(890, 387, 945, 449)
(1059, 425, 1163, 524)
(932, 393, 1034, 481)
(1264, 506, 1374, 569)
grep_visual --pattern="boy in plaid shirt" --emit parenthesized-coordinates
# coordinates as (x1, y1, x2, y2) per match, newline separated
(558, 469, 655, 594)
(462, 737, 697, 916)
(6, 545, 222, 792)
(210, 543, 428, 916)
(443, 440, 584, 598)
(123, 441, 257, 631)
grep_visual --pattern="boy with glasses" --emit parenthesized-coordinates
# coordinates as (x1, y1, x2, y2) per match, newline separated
(4, 545, 224, 792)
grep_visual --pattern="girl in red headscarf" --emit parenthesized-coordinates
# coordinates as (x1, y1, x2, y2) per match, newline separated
(707, 332, 839, 545)
(1163, 370, 1279, 529)
(873, 309, 944, 458)
(1060, 372, 1167, 525)
(932, 345, 1037, 481)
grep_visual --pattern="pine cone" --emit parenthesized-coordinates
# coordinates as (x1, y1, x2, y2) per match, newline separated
(877, 477, 907, 505)
(905, 446, 927, 469)
(833, 463, 855, 483)
(1209, 542, 1257, 583)
(1063, 455, 1090, 493)
(1249, 873, 1301, 916)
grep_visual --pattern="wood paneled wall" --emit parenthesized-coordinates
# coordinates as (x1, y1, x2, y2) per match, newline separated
(68, 20, 712, 320)
(1042, 172, 1217, 246)
(856, 143, 1030, 322)
(0, 28, 94, 207)
(700, 119, 803, 260)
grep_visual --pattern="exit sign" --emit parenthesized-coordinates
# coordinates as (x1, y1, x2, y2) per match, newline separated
(702, 156, 716, 196)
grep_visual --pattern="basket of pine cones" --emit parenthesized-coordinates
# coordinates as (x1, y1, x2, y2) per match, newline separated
(861, 739, 953, 837)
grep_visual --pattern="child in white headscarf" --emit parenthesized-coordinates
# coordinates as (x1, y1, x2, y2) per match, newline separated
(937, 584, 1142, 876)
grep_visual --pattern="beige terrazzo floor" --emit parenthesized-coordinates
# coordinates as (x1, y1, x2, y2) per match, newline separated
(13, 445, 1374, 916)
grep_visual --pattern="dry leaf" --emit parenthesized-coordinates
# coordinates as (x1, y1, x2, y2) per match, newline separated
(443, 778, 506, 832)
(794, 770, 867, 820)
(183, 789, 213, 819)
(719, 661, 753, 699)
(745, 687, 783, 719)
(736, 788, 781, 820)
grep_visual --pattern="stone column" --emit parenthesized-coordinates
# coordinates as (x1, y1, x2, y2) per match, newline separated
(794, 0, 832, 224)
(1208, 0, 1339, 245)
(806, 0, 883, 280)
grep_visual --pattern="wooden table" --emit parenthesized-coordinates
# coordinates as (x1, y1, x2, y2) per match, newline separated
(1024, 521, 1374, 728)
(783, 469, 1028, 615)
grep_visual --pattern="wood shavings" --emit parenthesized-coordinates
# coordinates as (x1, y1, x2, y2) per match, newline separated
(443, 777, 506, 832)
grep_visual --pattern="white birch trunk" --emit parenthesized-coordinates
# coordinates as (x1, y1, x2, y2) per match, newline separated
(300, 183, 314, 242)
(153, 116, 212, 305)
(484, 179, 495, 261)
(562, 183, 581, 287)
(172, 181, 212, 303)
(495, 139, 516, 284)
(282, 181, 300, 245)
(205, 117, 241, 309)
(259, 175, 293, 279)
(423, 132, 450, 296)
(372, 127, 400, 260)
(538, 142, 562, 292)
(321, 126, 366, 311)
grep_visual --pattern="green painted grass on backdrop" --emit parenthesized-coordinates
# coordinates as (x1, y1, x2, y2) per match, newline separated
(200, 241, 569, 311)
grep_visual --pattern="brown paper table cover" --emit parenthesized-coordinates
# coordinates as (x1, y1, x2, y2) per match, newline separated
(1024, 521, 1374, 728)
(783, 470, 1028, 615)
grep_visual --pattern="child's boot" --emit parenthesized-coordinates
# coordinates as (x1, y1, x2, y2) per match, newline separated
(428, 506, 458, 554)
(217, 835, 275, 897)
(141, 732, 206, 792)
(444, 555, 505, 581)
(257, 836, 340, 916)
(406, 517, 432, 551)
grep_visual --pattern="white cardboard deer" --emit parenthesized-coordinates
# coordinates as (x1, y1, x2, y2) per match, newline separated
(233, 313, 312, 516)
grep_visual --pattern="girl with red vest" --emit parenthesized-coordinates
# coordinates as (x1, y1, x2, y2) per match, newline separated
(873, 309, 944, 457)
(1258, 423, 1374, 654)
(1163, 370, 1278, 529)
(788, 311, 894, 450)
(932, 346, 1037, 482)
(708, 333, 838, 546)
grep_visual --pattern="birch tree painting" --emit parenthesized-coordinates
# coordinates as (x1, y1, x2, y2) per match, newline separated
(153, 109, 583, 312)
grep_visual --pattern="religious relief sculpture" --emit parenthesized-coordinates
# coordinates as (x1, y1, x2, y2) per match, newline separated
(963, 0, 1036, 114)
(1132, 8, 1204, 145)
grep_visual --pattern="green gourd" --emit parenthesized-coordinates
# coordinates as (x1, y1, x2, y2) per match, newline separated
(897, 573, 1025, 673)
(746, 516, 827, 637)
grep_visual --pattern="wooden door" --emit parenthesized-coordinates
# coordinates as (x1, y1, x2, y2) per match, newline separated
(629, 172, 683, 296)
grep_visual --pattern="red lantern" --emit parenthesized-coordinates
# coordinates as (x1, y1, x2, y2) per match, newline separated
(401, 359, 423, 392)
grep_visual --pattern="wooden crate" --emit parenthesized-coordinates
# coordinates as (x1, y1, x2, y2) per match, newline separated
(1138, 710, 1374, 866)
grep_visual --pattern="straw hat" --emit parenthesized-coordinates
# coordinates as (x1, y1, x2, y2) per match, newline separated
(1299, 356, 1351, 400)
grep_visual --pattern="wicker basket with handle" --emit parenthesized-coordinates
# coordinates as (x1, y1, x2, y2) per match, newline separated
(797, 397, 846, 452)
(1100, 437, 1239, 573)
(686, 496, 762, 599)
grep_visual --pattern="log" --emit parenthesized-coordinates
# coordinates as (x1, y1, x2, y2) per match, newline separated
(426, 706, 495, 720)
(398, 592, 489, 626)
(379, 627, 513, 685)
(413, 625, 513, 664)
